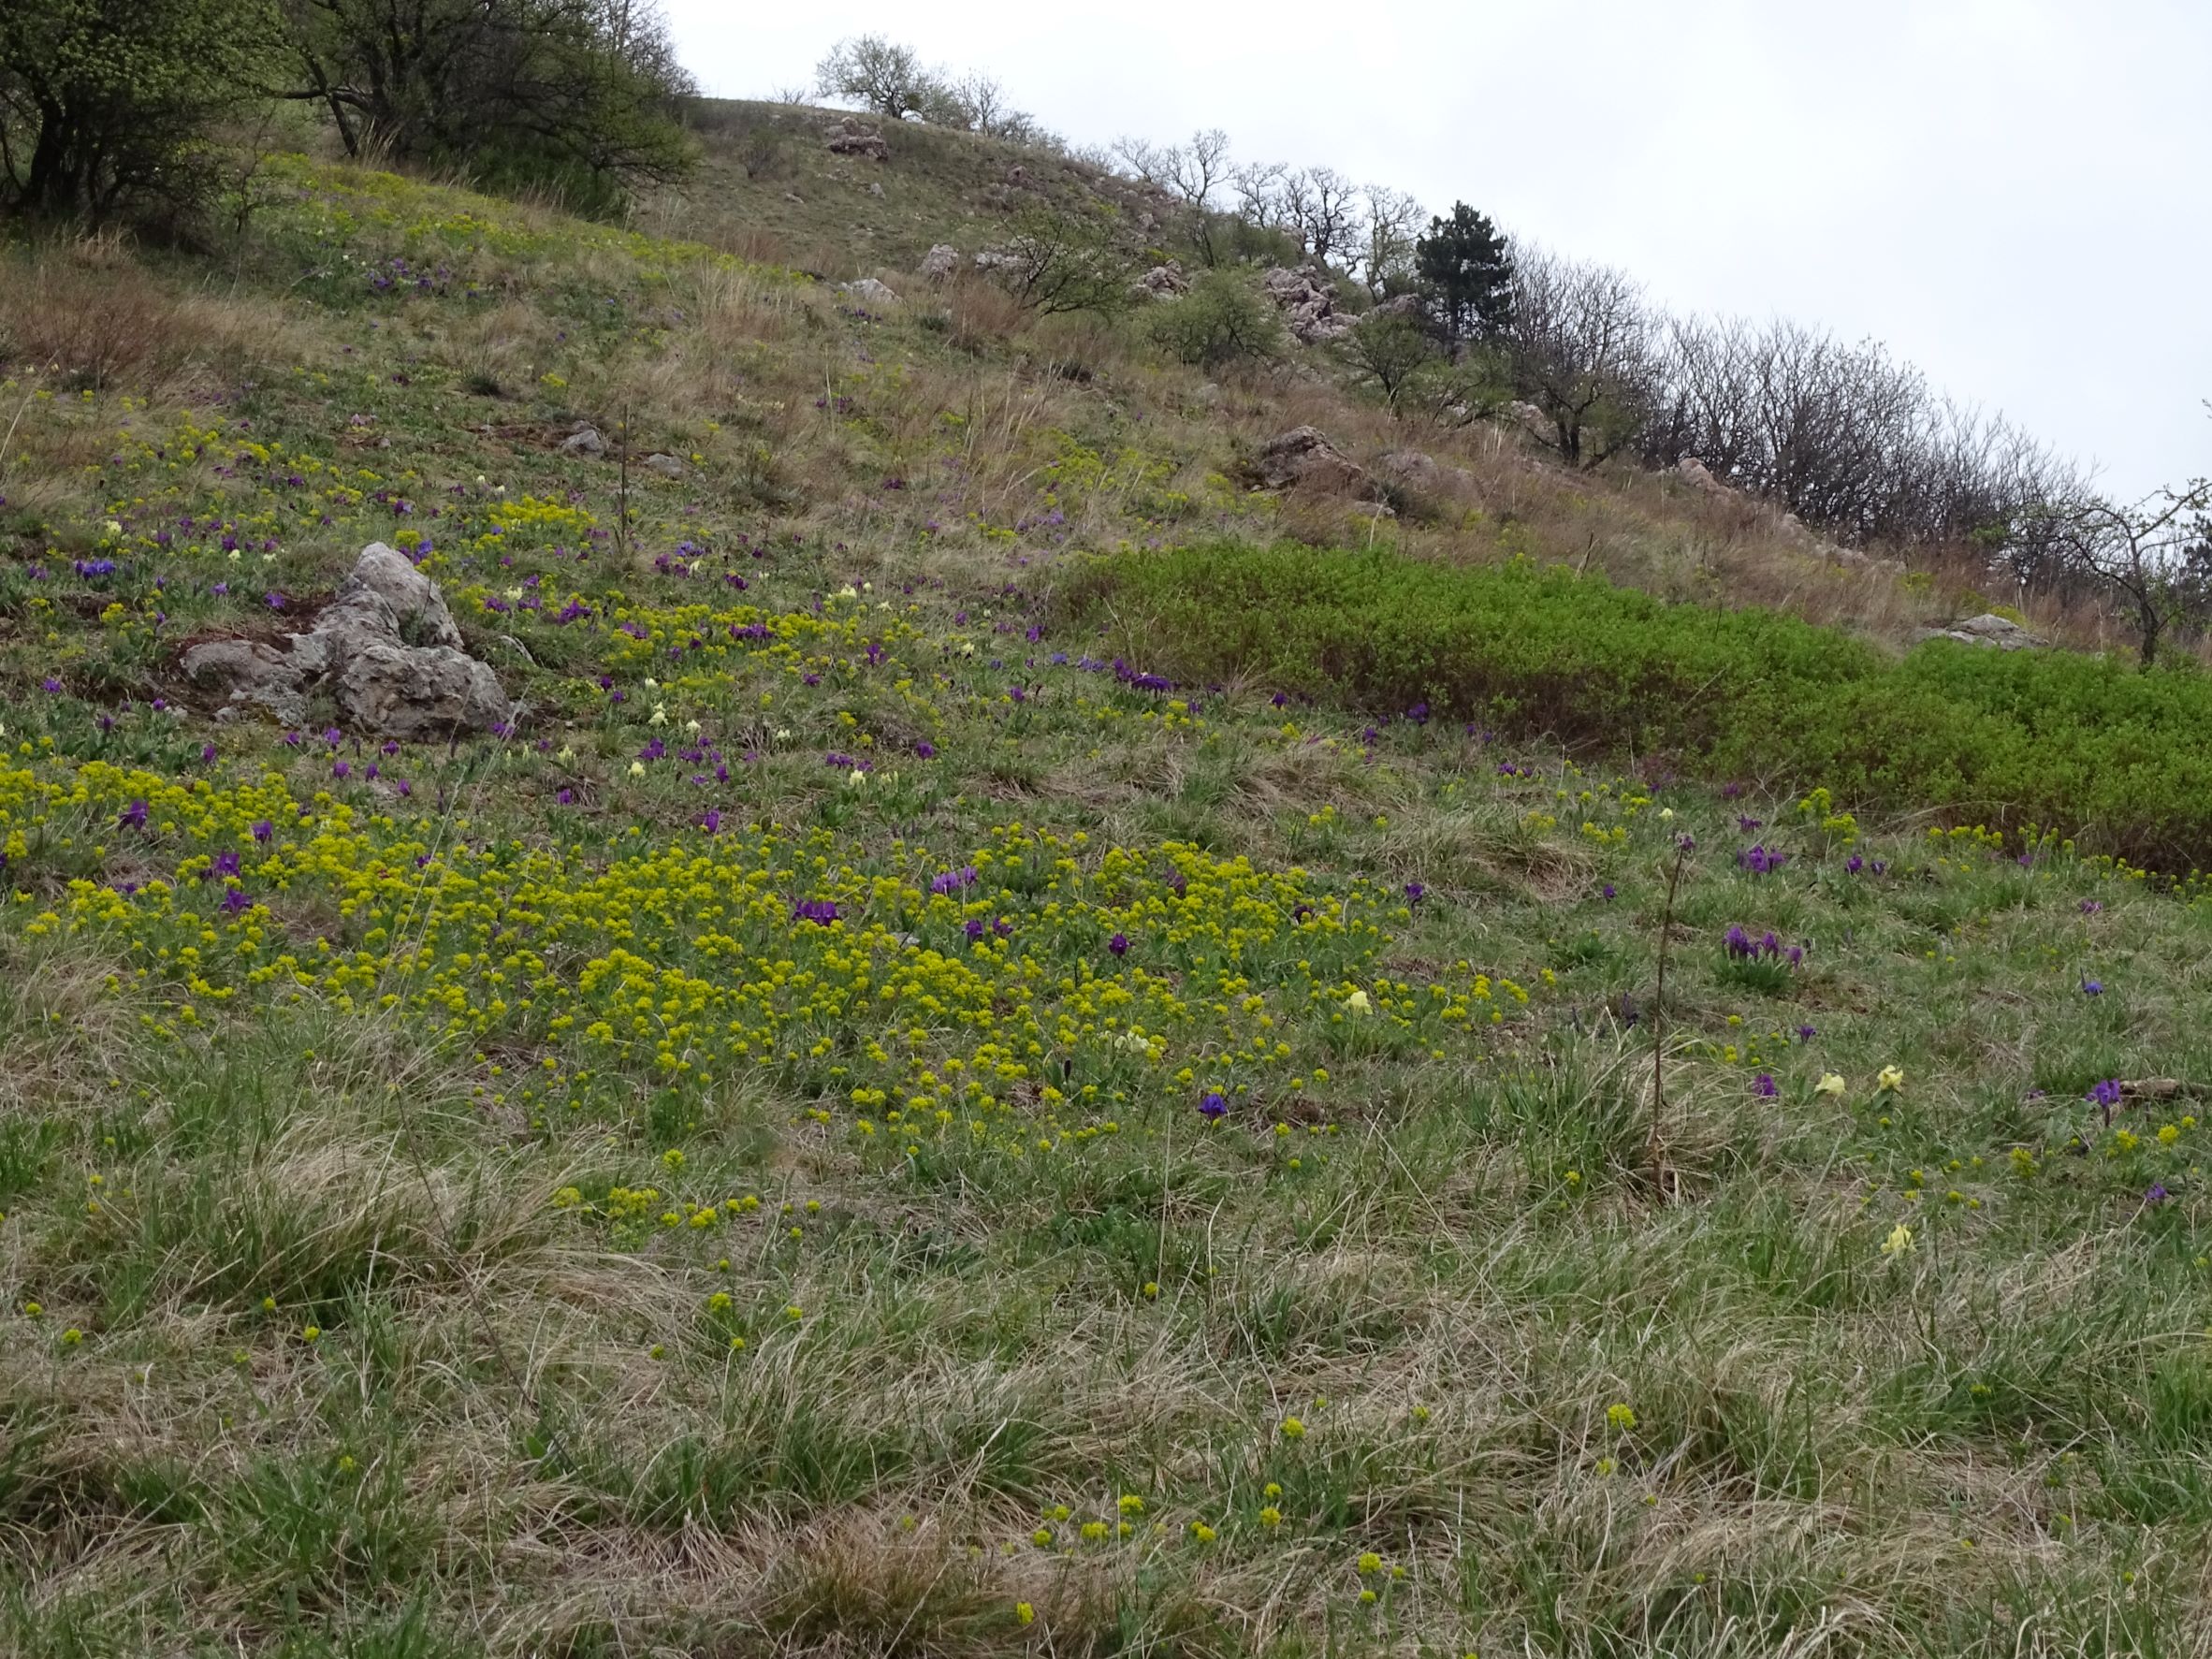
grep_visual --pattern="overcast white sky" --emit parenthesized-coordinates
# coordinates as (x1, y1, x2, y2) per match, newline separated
(668, 1, 2209, 502)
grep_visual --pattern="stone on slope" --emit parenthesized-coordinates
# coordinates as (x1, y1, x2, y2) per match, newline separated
(1922, 613, 2046, 650)
(180, 543, 513, 736)
(1255, 427, 1369, 494)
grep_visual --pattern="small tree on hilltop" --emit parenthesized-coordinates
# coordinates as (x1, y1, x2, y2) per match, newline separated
(815, 34, 935, 121)
(2035, 479, 2212, 666)
(1415, 202, 1514, 343)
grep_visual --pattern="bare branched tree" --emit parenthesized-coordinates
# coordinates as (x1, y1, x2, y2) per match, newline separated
(2031, 483, 2212, 664)
(1110, 136, 1170, 186)
(1505, 248, 1656, 469)
(1357, 184, 1425, 299)
(1229, 161, 1288, 232)
(1282, 166, 1362, 265)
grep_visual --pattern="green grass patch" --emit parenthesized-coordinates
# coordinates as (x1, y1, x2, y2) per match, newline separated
(1068, 543, 2212, 869)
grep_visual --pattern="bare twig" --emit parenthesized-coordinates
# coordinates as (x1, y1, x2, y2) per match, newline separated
(1647, 833, 1693, 1197)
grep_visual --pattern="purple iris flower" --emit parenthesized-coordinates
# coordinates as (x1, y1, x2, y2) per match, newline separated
(1199, 1092, 1228, 1120)
(1108, 932, 1128, 956)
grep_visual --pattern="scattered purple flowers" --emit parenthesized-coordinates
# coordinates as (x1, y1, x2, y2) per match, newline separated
(792, 899, 840, 926)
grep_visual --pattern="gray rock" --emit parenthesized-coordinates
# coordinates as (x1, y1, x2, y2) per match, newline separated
(1376, 448, 1482, 502)
(1924, 613, 2045, 650)
(182, 637, 310, 725)
(560, 424, 605, 458)
(837, 277, 901, 307)
(919, 243, 960, 282)
(179, 543, 512, 736)
(1261, 265, 1355, 344)
(1134, 263, 1189, 300)
(326, 539, 463, 649)
(331, 638, 513, 739)
(1676, 456, 1729, 494)
(1255, 427, 1369, 494)
(643, 453, 685, 479)
(823, 119, 890, 161)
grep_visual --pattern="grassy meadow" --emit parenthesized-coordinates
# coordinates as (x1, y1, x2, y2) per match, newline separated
(2, 144, 2211, 1658)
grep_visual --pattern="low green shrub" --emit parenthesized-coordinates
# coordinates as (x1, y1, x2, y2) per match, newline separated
(1063, 544, 2212, 869)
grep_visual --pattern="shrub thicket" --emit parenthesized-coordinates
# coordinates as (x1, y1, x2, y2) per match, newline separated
(1066, 543, 2212, 870)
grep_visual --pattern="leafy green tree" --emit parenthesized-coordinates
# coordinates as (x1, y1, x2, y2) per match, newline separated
(278, 0, 692, 205)
(0, 0, 274, 224)
(989, 204, 1134, 318)
(1415, 202, 1513, 342)
(1335, 309, 1438, 414)
(814, 34, 935, 121)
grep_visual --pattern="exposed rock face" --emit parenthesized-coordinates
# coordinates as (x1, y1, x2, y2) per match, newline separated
(1676, 456, 1729, 494)
(1255, 427, 1369, 494)
(823, 119, 889, 161)
(1261, 265, 1354, 343)
(1376, 447, 1483, 505)
(1366, 292, 1427, 323)
(1134, 263, 1189, 300)
(838, 276, 901, 306)
(182, 638, 311, 724)
(1504, 401, 1553, 442)
(1923, 613, 2046, 650)
(918, 243, 960, 281)
(181, 544, 513, 737)
(642, 453, 685, 479)
(560, 424, 604, 458)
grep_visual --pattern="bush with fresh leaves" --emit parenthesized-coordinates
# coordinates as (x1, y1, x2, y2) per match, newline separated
(279, 0, 693, 210)
(1066, 542, 2212, 870)
(1148, 270, 1283, 369)
(0, 0, 273, 225)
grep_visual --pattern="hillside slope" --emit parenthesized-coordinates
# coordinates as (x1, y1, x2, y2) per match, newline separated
(0, 149, 2208, 1658)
